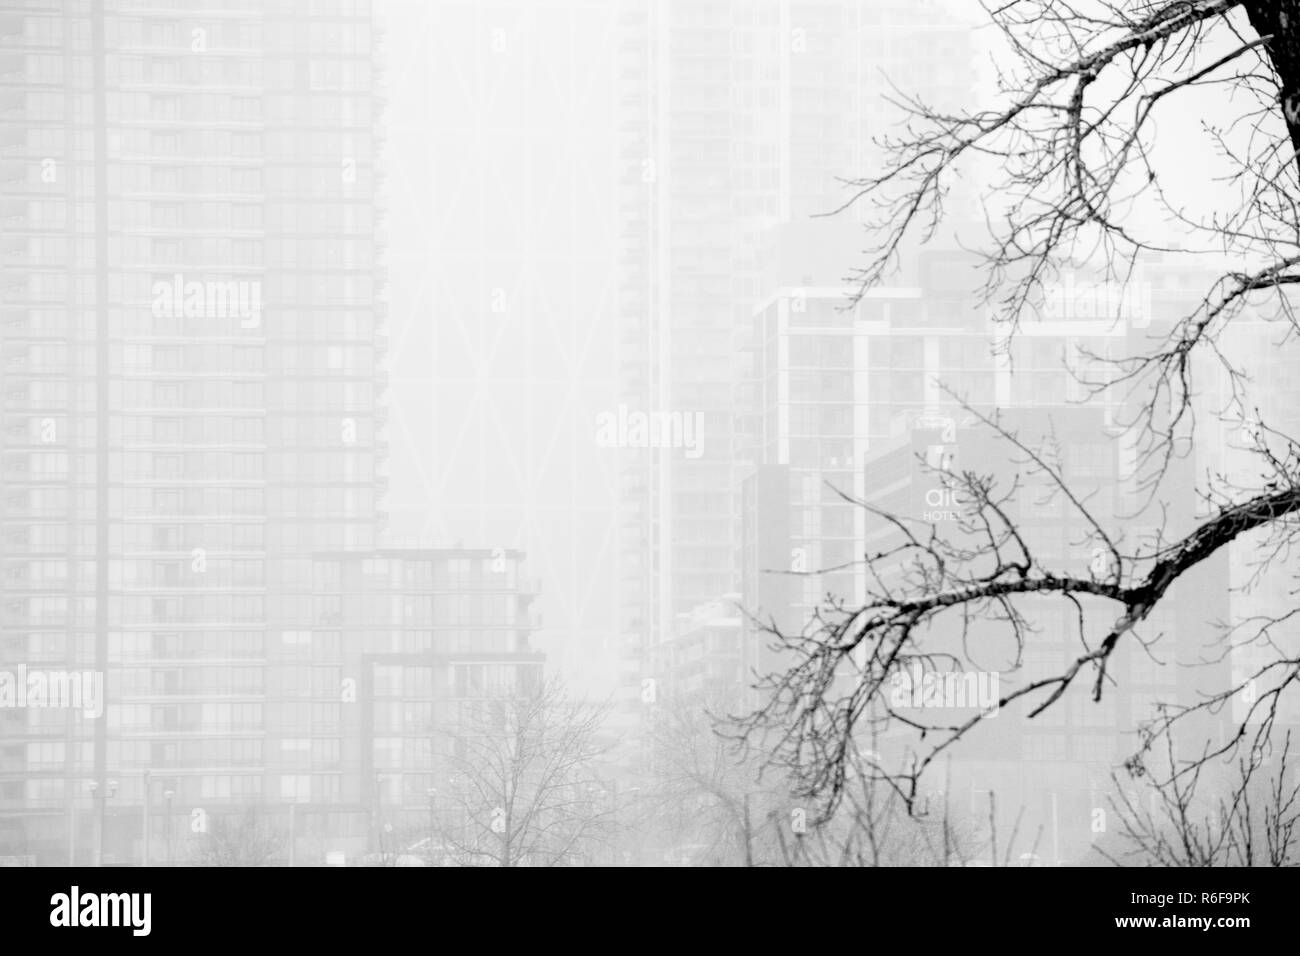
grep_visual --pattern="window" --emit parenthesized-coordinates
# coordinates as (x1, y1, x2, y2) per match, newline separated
(372, 665, 402, 697)
(311, 739, 340, 764)
(312, 775, 341, 803)
(372, 738, 401, 769)
(279, 775, 310, 803)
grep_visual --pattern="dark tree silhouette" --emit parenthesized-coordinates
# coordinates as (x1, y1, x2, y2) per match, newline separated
(740, 0, 1300, 819)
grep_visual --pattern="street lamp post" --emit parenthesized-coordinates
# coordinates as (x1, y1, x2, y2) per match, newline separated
(142, 769, 151, 866)
(104, 779, 117, 865)
(92, 778, 117, 866)
(426, 786, 437, 865)
(163, 790, 174, 867)
(86, 780, 98, 867)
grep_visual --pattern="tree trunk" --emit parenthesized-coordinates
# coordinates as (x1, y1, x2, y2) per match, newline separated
(1245, 0, 1300, 161)
(741, 794, 754, 867)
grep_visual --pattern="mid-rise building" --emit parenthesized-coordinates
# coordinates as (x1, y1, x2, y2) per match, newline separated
(286, 546, 544, 865)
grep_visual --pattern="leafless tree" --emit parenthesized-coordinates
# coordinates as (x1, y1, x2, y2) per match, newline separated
(429, 679, 618, 867)
(642, 692, 792, 866)
(781, 752, 1045, 867)
(1090, 727, 1300, 865)
(740, 0, 1300, 820)
(650, 693, 1025, 866)
(194, 807, 286, 867)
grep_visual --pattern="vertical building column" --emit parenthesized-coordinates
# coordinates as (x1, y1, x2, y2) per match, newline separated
(90, 0, 109, 864)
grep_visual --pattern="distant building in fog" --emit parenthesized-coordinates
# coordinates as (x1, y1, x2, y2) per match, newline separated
(0, 0, 389, 863)
(614, 0, 975, 768)
(737, 238, 1134, 662)
(655, 594, 743, 702)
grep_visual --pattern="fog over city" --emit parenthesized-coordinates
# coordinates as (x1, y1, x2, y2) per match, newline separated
(3, 0, 1300, 869)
